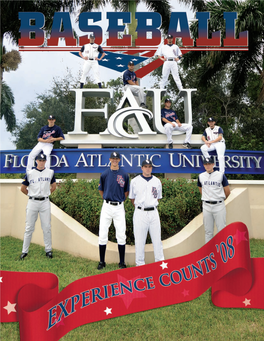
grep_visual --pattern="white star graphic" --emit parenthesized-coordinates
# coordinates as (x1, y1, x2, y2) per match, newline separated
(117, 64, 125, 67)
(116, 57, 122, 60)
(243, 298, 251, 307)
(102, 59, 109, 62)
(132, 58, 138, 61)
(104, 307, 112, 315)
(3, 301, 17, 315)
(160, 261, 168, 270)
(0, 277, 3, 283)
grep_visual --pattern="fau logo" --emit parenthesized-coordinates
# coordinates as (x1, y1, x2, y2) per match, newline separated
(117, 175, 125, 188)
(152, 187, 158, 199)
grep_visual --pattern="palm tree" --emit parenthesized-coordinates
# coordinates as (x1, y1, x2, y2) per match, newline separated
(181, 0, 264, 103)
(1, 82, 16, 132)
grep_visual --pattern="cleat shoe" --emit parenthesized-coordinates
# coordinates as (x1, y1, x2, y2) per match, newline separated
(46, 251, 53, 259)
(20, 253, 28, 260)
(140, 103, 148, 109)
(97, 261, 106, 270)
(119, 262, 127, 269)
(187, 143, 192, 149)
(182, 143, 189, 149)
(169, 143, 173, 149)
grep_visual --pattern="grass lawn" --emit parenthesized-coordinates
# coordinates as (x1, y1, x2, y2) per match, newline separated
(1, 236, 264, 341)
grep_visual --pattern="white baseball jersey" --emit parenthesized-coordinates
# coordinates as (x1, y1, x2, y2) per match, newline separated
(204, 126, 225, 142)
(26, 168, 54, 198)
(159, 44, 182, 59)
(82, 43, 100, 59)
(129, 175, 162, 208)
(198, 171, 228, 201)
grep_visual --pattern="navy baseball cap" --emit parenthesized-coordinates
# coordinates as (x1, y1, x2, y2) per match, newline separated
(128, 61, 134, 66)
(167, 34, 173, 39)
(165, 98, 171, 103)
(202, 156, 214, 164)
(142, 159, 153, 167)
(48, 115, 55, 120)
(90, 34, 95, 38)
(36, 153, 47, 161)
(208, 117, 215, 122)
(110, 151, 121, 159)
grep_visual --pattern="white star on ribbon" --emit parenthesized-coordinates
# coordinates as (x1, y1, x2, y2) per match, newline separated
(117, 64, 125, 68)
(104, 307, 112, 315)
(3, 301, 17, 315)
(0, 277, 3, 283)
(116, 57, 123, 60)
(102, 59, 109, 62)
(160, 261, 168, 270)
(243, 298, 251, 307)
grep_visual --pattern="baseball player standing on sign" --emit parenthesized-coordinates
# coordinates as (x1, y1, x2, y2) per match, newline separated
(201, 117, 226, 173)
(129, 159, 164, 266)
(27, 115, 65, 171)
(158, 34, 183, 91)
(161, 98, 193, 149)
(20, 153, 56, 260)
(198, 156, 230, 243)
(97, 151, 130, 270)
(79, 33, 106, 89)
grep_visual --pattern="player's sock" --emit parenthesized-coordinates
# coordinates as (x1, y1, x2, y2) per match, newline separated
(118, 244, 126, 264)
(99, 244, 106, 263)
(80, 82, 84, 89)
(98, 82, 102, 88)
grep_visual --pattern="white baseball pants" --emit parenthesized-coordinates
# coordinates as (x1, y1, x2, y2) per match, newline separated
(164, 122, 193, 144)
(22, 198, 52, 253)
(124, 84, 146, 105)
(27, 142, 53, 171)
(133, 208, 164, 266)
(99, 201, 126, 245)
(160, 61, 183, 90)
(203, 201, 226, 243)
(81, 60, 100, 84)
(201, 142, 226, 173)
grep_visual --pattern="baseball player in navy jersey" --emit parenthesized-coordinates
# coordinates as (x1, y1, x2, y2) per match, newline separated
(198, 156, 230, 243)
(161, 98, 193, 149)
(123, 61, 147, 108)
(97, 151, 130, 270)
(27, 115, 65, 171)
(201, 117, 226, 173)
(158, 34, 183, 91)
(79, 33, 106, 89)
(129, 159, 164, 266)
(20, 153, 56, 260)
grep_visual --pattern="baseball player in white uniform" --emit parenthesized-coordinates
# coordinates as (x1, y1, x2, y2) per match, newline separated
(198, 156, 230, 243)
(20, 153, 56, 260)
(129, 159, 164, 266)
(158, 34, 183, 91)
(201, 117, 226, 173)
(97, 151, 130, 270)
(79, 33, 106, 89)
(27, 115, 65, 171)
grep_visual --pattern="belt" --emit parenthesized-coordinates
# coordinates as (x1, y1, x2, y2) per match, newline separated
(137, 206, 155, 211)
(29, 197, 49, 201)
(204, 201, 222, 205)
(89, 58, 94, 60)
(167, 58, 175, 61)
(105, 200, 122, 206)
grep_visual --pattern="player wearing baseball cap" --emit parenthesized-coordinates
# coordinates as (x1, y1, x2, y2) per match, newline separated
(97, 151, 130, 270)
(201, 117, 226, 173)
(197, 156, 230, 243)
(129, 159, 164, 266)
(79, 33, 106, 89)
(161, 98, 193, 149)
(123, 61, 147, 108)
(158, 34, 183, 91)
(20, 152, 56, 259)
(27, 115, 65, 171)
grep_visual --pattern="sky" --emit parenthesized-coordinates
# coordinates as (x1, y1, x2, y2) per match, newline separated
(1, 1, 194, 151)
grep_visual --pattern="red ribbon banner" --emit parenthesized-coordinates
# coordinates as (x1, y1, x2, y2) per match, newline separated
(1, 222, 264, 340)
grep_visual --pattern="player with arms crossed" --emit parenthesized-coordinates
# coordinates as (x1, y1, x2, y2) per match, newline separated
(161, 98, 193, 149)
(97, 151, 130, 270)
(27, 115, 64, 171)
(20, 153, 56, 260)
(158, 34, 183, 91)
(129, 159, 164, 266)
(198, 156, 230, 243)
(201, 117, 226, 173)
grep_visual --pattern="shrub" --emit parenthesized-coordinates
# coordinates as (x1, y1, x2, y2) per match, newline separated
(50, 177, 202, 245)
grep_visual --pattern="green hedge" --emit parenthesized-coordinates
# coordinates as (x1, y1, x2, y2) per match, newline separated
(50, 178, 202, 245)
